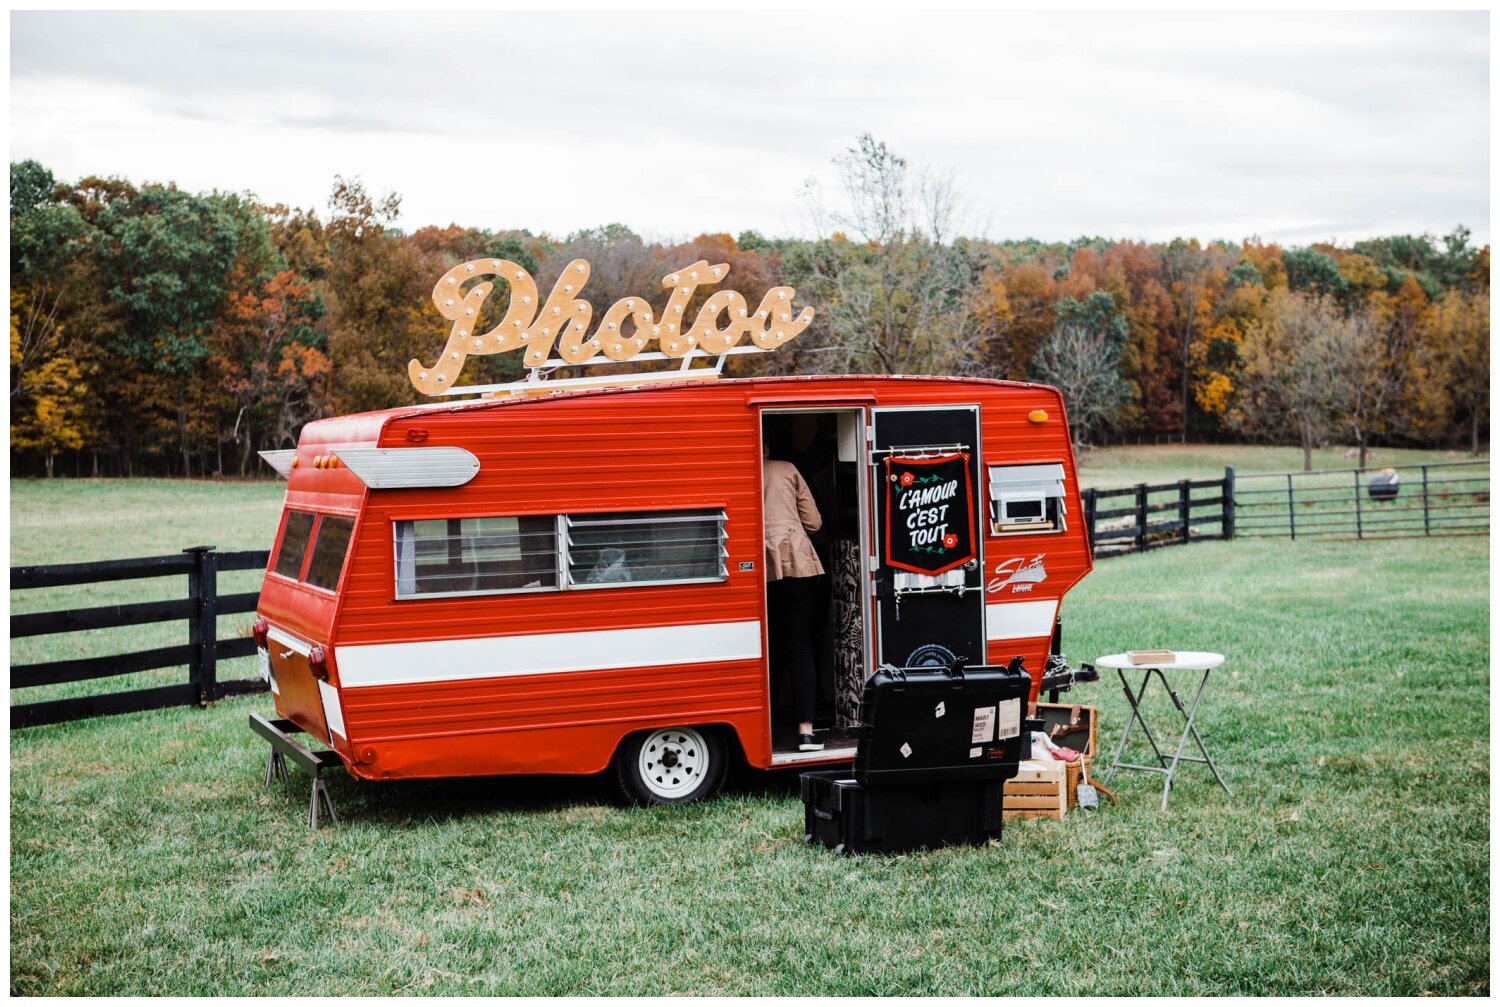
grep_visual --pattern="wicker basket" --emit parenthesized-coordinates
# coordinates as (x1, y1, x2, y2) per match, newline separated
(1063, 757, 1092, 808)
(1033, 703, 1098, 808)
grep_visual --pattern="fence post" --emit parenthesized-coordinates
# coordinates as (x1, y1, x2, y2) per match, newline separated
(1179, 480, 1190, 545)
(1286, 473, 1296, 540)
(1421, 464, 1430, 535)
(1353, 470, 1363, 540)
(1223, 466, 1236, 540)
(1084, 488, 1098, 557)
(1135, 483, 1148, 552)
(184, 546, 218, 706)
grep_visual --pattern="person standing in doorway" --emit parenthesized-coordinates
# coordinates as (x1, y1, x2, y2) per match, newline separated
(763, 438, 826, 751)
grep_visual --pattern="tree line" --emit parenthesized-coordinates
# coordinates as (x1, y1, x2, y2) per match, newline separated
(10, 137, 1489, 478)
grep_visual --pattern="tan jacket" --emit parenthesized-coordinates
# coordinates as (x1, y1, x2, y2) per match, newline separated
(763, 459, 825, 580)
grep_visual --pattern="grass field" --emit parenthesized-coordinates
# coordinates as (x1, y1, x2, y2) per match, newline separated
(8, 450, 1492, 995)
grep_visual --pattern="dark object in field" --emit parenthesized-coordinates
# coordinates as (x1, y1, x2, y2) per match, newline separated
(1368, 469, 1400, 501)
(802, 658, 1029, 854)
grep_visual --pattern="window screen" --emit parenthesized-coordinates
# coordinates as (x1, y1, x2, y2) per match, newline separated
(394, 515, 558, 597)
(566, 510, 727, 587)
(273, 510, 316, 579)
(304, 516, 355, 591)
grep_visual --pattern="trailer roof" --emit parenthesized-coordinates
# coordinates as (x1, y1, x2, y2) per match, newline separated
(347, 373, 1053, 424)
(292, 373, 1063, 451)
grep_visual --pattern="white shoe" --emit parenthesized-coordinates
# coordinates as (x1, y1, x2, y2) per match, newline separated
(798, 733, 824, 752)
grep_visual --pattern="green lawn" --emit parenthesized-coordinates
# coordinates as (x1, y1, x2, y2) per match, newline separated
(8, 470, 1490, 995)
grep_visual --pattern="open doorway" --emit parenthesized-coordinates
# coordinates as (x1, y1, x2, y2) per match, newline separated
(761, 409, 868, 761)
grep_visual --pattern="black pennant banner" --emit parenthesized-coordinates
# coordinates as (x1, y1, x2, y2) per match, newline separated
(883, 453, 976, 576)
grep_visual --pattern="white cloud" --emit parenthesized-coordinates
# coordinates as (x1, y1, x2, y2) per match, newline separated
(9, 10, 1488, 244)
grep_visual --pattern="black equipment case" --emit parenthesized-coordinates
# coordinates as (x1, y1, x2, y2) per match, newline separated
(801, 658, 1032, 855)
(852, 658, 1032, 783)
(800, 771, 1006, 855)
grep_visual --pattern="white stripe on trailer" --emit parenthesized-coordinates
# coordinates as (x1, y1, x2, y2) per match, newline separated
(985, 599, 1058, 641)
(317, 680, 347, 742)
(335, 620, 764, 688)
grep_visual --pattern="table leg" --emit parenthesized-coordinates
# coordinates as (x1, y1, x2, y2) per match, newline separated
(1103, 667, 1170, 785)
(1135, 669, 1173, 768)
(1158, 668, 1232, 801)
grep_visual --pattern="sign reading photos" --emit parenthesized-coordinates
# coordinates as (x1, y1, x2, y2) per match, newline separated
(410, 258, 815, 395)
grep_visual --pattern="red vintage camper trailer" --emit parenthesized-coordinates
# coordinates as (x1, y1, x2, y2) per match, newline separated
(252, 374, 1092, 804)
(249, 254, 1092, 807)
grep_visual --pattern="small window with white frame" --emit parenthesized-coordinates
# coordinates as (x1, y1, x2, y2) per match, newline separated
(565, 510, 727, 588)
(988, 463, 1067, 535)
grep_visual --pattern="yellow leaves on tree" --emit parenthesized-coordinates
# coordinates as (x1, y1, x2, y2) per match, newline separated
(1337, 253, 1386, 302)
(11, 299, 91, 476)
(1194, 372, 1234, 416)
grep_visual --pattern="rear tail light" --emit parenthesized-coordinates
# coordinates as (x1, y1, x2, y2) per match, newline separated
(309, 644, 329, 681)
(252, 617, 269, 648)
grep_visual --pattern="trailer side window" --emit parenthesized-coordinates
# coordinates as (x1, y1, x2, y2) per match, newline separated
(304, 516, 355, 591)
(273, 510, 316, 579)
(565, 510, 727, 587)
(988, 463, 1067, 535)
(394, 516, 559, 597)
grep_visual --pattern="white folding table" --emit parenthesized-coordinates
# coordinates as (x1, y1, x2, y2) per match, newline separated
(1097, 651, 1232, 811)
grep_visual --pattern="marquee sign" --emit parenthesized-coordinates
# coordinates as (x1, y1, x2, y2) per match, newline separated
(409, 257, 816, 395)
(883, 453, 977, 576)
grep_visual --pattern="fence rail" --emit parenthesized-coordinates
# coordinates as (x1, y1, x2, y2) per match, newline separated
(1083, 469, 1235, 558)
(10, 547, 270, 729)
(1232, 459, 1488, 540)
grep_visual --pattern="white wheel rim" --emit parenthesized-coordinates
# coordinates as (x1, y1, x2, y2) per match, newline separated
(637, 727, 709, 799)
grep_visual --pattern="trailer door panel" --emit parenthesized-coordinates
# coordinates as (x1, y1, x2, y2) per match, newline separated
(869, 406, 985, 669)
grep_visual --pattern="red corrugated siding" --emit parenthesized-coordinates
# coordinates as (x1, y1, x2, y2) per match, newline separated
(257, 375, 1092, 778)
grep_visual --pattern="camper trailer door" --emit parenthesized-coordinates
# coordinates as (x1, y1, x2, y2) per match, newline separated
(870, 406, 985, 669)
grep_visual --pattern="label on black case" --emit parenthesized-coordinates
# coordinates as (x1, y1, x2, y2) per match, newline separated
(971, 705, 996, 743)
(996, 698, 1021, 740)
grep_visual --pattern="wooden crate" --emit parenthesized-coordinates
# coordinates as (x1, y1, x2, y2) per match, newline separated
(1003, 761, 1067, 820)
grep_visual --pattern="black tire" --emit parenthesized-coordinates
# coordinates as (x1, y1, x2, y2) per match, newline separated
(614, 725, 728, 806)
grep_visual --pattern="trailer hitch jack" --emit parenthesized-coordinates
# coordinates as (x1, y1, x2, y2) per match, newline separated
(249, 713, 343, 828)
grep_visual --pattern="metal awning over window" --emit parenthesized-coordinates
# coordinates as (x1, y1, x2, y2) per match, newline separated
(988, 463, 1066, 500)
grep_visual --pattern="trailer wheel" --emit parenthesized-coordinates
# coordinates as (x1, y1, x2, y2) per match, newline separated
(615, 726, 727, 806)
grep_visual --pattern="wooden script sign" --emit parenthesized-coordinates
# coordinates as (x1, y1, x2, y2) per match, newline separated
(883, 454, 976, 576)
(410, 258, 816, 395)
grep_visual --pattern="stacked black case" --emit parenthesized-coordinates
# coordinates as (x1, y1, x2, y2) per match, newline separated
(801, 659, 1033, 855)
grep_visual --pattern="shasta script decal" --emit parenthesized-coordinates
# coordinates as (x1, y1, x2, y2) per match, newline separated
(987, 554, 1048, 594)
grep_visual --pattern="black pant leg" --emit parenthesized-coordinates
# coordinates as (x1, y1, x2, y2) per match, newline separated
(782, 576, 819, 724)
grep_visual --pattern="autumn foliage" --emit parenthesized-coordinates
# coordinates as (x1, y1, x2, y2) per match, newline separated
(8, 153, 1490, 477)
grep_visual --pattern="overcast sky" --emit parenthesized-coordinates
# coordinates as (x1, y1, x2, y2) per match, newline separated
(9, 10, 1490, 246)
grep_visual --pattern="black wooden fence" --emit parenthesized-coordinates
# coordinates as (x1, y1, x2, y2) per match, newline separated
(1231, 459, 1489, 540)
(10, 547, 270, 729)
(1084, 468, 1235, 558)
